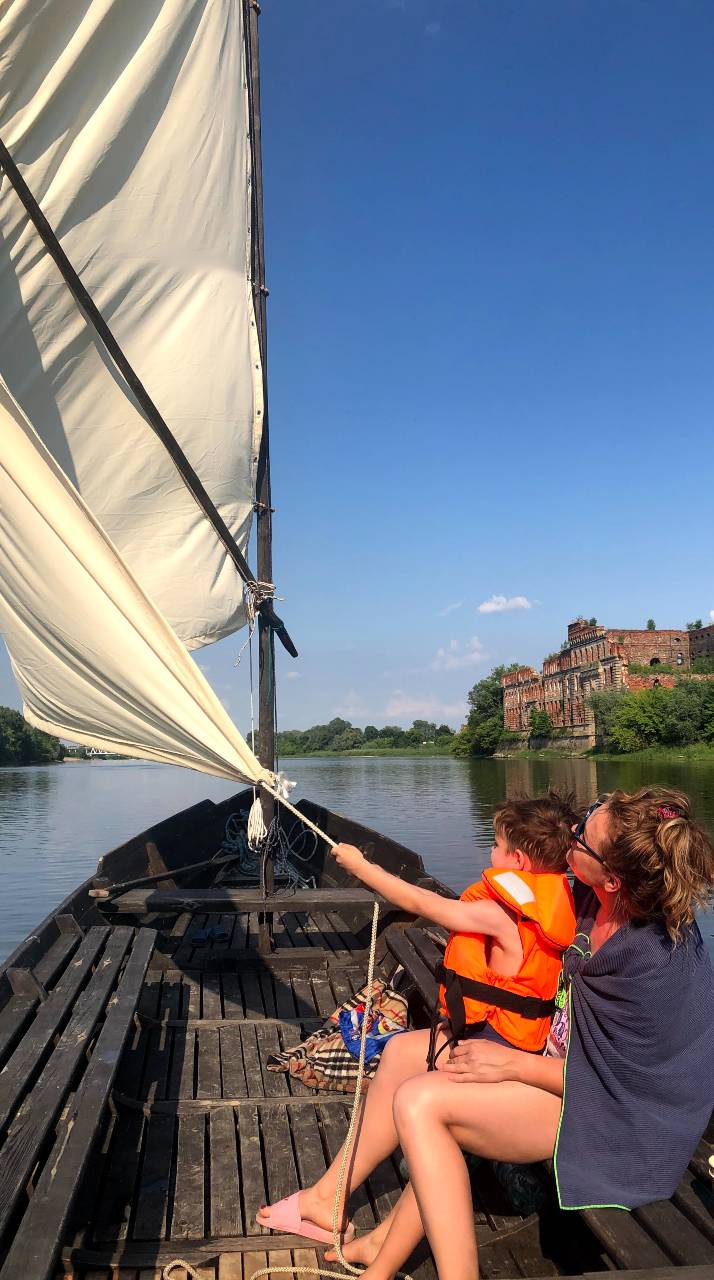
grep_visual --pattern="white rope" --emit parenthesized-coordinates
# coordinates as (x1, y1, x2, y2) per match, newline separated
(250, 900, 413, 1280)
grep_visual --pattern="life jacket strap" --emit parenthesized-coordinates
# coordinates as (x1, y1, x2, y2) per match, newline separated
(436, 962, 556, 1040)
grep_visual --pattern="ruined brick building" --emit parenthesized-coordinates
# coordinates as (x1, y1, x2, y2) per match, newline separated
(502, 619, 691, 747)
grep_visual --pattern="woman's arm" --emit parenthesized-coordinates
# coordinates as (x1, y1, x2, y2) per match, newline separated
(442, 1040, 565, 1097)
(331, 843, 512, 940)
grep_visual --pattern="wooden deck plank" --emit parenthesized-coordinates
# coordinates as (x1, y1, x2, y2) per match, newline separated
(290, 977, 319, 1019)
(143, 975, 182, 1103)
(197, 1029, 222, 1100)
(273, 974, 297, 1020)
(237, 1105, 267, 1236)
(133, 1112, 175, 1241)
(210, 1108, 242, 1237)
(0, 992, 38, 1070)
(310, 974, 338, 1019)
(0, 928, 134, 1240)
(288, 1104, 329, 1190)
(319, 1103, 375, 1230)
(581, 1206, 671, 1268)
(241, 969, 266, 1019)
(203, 973, 223, 1019)
(0, 926, 109, 1131)
(259, 1104, 300, 1212)
(222, 972, 245, 1019)
(240, 1024, 266, 1097)
(672, 1168, 714, 1245)
(0, 929, 155, 1280)
(171, 1112, 205, 1240)
(634, 1199, 714, 1264)
(92, 1109, 145, 1242)
(257, 970, 278, 1018)
(220, 1024, 248, 1099)
(33, 928, 80, 989)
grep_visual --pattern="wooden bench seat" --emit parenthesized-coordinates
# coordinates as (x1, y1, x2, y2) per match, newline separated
(384, 921, 714, 1273)
(107, 885, 380, 915)
(0, 925, 155, 1280)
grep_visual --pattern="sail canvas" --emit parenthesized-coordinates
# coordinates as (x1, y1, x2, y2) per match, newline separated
(0, 0, 262, 650)
(0, 380, 269, 784)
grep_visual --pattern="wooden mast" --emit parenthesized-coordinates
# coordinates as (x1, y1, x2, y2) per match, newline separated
(245, 0, 281, 938)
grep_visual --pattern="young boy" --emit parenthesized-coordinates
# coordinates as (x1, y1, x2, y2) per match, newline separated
(332, 791, 577, 1057)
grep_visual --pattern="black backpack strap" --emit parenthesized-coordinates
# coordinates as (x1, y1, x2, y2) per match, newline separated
(436, 962, 555, 1025)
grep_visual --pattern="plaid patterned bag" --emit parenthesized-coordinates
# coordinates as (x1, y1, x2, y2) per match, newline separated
(265, 979, 409, 1093)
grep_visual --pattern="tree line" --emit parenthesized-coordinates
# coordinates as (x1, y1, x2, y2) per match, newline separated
(273, 718, 455, 756)
(0, 706, 62, 765)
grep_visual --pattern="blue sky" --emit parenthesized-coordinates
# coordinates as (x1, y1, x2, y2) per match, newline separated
(2, 0, 713, 732)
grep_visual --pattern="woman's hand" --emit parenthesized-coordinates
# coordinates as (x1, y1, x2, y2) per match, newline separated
(441, 1039, 519, 1084)
(331, 842, 368, 878)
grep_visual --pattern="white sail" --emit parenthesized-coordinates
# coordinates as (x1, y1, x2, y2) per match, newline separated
(0, 380, 269, 785)
(0, 0, 262, 650)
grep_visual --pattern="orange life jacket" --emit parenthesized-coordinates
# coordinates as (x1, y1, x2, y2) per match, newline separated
(437, 868, 576, 1053)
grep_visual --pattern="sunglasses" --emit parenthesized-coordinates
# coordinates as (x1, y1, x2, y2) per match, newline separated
(572, 798, 608, 867)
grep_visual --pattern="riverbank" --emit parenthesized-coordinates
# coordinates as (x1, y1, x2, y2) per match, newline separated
(501, 742, 714, 764)
(279, 744, 453, 759)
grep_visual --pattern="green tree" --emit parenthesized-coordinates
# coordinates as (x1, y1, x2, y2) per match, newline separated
(331, 728, 364, 751)
(646, 619, 656, 631)
(589, 689, 628, 751)
(0, 706, 61, 765)
(610, 686, 669, 753)
(588, 617, 598, 626)
(411, 720, 437, 742)
(436, 724, 453, 738)
(686, 620, 703, 631)
(528, 708, 553, 738)
(363, 725, 379, 741)
(451, 664, 521, 757)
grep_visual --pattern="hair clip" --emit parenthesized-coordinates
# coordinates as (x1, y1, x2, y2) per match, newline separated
(657, 804, 681, 820)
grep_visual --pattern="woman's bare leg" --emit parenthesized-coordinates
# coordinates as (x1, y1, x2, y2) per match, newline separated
(391, 1074, 561, 1280)
(257, 1026, 447, 1232)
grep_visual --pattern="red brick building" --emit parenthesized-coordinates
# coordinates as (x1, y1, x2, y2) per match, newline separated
(502, 618, 690, 745)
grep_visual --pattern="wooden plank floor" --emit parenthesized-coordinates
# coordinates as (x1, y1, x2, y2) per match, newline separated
(62, 912, 564, 1280)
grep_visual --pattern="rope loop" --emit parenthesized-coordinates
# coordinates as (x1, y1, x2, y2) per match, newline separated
(163, 1260, 202, 1279)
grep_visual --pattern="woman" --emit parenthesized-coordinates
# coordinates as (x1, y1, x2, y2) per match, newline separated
(260, 787, 714, 1280)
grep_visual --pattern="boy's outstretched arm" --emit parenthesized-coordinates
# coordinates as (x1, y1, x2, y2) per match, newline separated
(331, 843, 513, 940)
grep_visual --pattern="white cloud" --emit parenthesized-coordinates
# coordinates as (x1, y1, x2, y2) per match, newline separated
(334, 691, 370, 720)
(438, 601, 463, 617)
(431, 636, 487, 671)
(384, 691, 464, 721)
(284, 671, 302, 680)
(710, 610, 714, 623)
(477, 594, 533, 614)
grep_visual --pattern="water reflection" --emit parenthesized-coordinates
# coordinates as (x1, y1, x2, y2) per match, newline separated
(1, 755, 712, 961)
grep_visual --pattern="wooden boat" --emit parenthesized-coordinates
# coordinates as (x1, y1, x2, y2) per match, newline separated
(0, 5, 711, 1278)
(0, 790, 711, 1280)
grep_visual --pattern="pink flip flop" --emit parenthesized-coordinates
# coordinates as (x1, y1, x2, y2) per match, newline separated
(256, 1193, 355, 1245)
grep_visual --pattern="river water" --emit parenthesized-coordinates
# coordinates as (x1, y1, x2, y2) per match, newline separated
(1, 754, 713, 962)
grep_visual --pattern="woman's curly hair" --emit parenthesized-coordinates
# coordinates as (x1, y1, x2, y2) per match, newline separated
(600, 786, 714, 940)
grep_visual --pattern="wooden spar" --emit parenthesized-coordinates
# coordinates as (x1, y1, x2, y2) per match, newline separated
(245, 0, 277, 947)
(0, 135, 296, 658)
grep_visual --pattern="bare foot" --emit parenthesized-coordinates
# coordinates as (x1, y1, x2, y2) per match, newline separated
(324, 1229, 384, 1267)
(256, 1186, 351, 1236)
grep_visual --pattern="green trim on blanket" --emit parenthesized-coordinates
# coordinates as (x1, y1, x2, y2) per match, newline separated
(553, 985, 631, 1213)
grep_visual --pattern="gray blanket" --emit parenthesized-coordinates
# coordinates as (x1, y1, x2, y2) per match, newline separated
(554, 886, 714, 1210)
